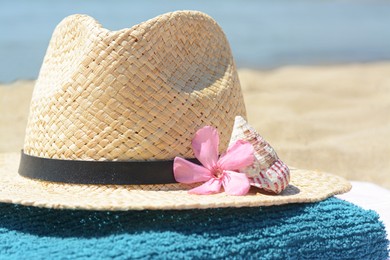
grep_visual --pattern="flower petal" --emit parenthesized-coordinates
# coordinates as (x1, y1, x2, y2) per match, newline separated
(188, 178, 222, 195)
(218, 140, 254, 171)
(222, 171, 251, 196)
(192, 126, 219, 170)
(173, 157, 212, 184)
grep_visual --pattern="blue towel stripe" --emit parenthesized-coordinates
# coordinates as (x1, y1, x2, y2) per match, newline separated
(0, 197, 388, 259)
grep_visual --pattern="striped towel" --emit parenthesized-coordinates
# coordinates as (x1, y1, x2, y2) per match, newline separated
(0, 197, 388, 259)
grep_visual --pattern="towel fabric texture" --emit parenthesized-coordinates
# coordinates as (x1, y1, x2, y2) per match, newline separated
(337, 181, 390, 241)
(0, 197, 388, 259)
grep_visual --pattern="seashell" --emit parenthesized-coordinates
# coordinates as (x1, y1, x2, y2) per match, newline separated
(229, 116, 290, 194)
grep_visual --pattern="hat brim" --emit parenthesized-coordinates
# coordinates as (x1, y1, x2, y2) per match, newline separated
(0, 153, 351, 210)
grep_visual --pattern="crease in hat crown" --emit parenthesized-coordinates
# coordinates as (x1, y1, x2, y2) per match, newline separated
(23, 11, 246, 161)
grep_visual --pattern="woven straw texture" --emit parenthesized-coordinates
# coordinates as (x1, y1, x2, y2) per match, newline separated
(23, 11, 246, 160)
(1, 11, 352, 210)
(0, 153, 351, 210)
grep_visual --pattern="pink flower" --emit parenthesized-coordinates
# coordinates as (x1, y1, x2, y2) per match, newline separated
(173, 126, 255, 196)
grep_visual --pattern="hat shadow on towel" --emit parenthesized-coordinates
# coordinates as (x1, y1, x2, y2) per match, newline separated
(0, 202, 309, 238)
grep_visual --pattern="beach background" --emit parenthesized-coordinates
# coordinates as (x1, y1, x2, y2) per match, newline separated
(0, 1, 389, 189)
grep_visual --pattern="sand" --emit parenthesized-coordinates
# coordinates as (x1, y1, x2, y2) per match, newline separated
(1, 63, 389, 189)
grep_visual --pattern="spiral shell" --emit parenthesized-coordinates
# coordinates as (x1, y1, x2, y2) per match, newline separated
(229, 116, 290, 194)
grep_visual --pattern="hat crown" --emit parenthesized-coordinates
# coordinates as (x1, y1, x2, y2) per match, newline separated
(23, 11, 246, 160)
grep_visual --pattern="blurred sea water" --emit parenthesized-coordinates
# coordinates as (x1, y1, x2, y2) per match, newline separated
(0, 0, 390, 82)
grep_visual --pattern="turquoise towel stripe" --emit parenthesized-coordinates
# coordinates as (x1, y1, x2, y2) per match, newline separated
(0, 197, 388, 259)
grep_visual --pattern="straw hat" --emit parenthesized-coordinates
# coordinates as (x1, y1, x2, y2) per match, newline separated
(0, 11, 351, 210)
